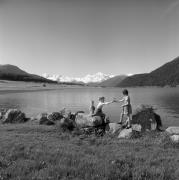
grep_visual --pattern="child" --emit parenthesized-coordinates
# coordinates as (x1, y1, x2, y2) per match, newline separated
(89, 100, 95, 115)
(92, 97, 114, 123)
(115, 89, 132, 128)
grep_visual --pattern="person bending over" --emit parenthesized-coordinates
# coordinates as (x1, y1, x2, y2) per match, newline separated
(92, 97, 114, 123)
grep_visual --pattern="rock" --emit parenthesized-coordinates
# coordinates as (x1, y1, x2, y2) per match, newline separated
(39, 113, 55, 125)
(38, 112, 64, 125)
(47, 112, 63, 121)
(0, 108, 8, 120)
(170, 135, 179, 143)
(150, 119, 157, 130)
(2, 109, 26, 124)
(166, 127, 179, 135)
(132, 124, 142, 132)
(0, 112, 3, 120)
(75, 113, 103, 127)
(118, 128, 132, 139)
(60, 109, 73, 119)
(92, 116, 104, 126)
(105, 123, 122, 134)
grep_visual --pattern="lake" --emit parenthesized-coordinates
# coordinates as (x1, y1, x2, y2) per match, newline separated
(0, 87, 179, 127)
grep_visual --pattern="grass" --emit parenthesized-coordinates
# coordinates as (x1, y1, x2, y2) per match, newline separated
(0, 122, 178, 180)
(0, 80, 84, 93)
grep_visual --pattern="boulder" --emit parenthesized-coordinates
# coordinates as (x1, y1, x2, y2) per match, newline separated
(170, 135, 179, 143)
(166, 127, 179, 135)
(132, 124, 142, 132)
(2, 109, 26, 124)
(60, 109, 73, 119)
(38, 111, 64, 125)
(47, 112, 63, 121)
(132, 105, 162, 132)
(39, 113, 55, 125)
(118, 128, 132, 139)
(75, 113, 103, 127)
(0, 108, 8, 120)
(105, 123, 122, 134)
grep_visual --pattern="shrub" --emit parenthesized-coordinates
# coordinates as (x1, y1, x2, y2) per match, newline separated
(132, 105, 162, 131)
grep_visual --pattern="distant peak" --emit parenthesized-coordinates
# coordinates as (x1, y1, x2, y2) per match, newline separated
(127, 74, 133, 76)
(42, 72, 115, 83)
(96, 72, 103, 75)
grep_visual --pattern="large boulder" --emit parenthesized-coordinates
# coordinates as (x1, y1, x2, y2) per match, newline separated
(132, 124, 142, 132)
(38, 111, 64, 125)
(105, 123, 122, 134)
(170, 135, 179, 143)
(118, 128, 133, 139)
(132, 105, 162, 132)
(166, 127, 179, 135)
(47, 112, 63, 121)
(75, 113, 103, 127)
(106, 123, 142, 138)
(39, 113, 55, 125)
(2, 109, 27, 124)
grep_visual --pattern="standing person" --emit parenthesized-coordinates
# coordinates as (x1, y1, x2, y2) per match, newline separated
(92, 97, 114, 123)
(89, 100, 95, 115)
(115, 89, 132, 128)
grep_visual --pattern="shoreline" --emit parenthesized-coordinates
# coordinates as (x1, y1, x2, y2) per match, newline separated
(0, 80, 86, 94)
(0, 80, 178, 93)
(0, 88, 63, 94)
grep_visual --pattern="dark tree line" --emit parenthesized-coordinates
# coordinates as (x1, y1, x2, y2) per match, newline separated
(0, 73, 57, 83)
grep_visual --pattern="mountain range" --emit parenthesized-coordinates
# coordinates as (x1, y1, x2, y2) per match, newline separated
(0, 64, 56, 83)
(43, 56, 179, 87)
(42, 72, 115, 84)
(0, 56, 178, 87)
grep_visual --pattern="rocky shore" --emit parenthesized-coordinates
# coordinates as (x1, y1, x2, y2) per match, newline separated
(0, 105, 179, 143)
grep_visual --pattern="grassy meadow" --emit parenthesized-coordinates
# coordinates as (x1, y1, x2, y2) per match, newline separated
(0, 122, 178, 180)
(0, 80, 83, 93)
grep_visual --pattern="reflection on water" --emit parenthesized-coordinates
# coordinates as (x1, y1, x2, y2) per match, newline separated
(0, 87, 179, 126)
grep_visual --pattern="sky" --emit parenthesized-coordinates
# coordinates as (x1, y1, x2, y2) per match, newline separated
(0, 0, 179, 77)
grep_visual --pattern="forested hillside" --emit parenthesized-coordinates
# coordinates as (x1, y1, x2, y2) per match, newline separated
(0, 65, 56, 83)
(119, 57, 179, 87)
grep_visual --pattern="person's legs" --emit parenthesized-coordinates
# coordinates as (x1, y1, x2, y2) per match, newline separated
(126, 114, 132, 128)
(101, 113, 106, 124)
(119, 113, 124, 124)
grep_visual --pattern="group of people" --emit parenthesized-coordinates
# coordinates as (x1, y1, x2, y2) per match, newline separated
(89, 89, 132, 129)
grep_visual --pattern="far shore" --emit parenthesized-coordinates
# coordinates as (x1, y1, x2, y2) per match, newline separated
(0, 80, 112, 94)
(0, 80, 178, 95)
(0, 80, 87, 94)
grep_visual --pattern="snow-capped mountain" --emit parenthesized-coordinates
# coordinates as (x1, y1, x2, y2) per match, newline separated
(42, 72, 115, 84)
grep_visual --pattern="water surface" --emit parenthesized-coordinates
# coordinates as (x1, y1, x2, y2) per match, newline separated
(0, 87, 179, 127)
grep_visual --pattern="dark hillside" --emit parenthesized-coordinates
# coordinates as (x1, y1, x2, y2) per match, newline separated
(0, 64, 28, 75)
(0, 65, 56, 83)
(119, 57, 179, 87)
(99, 75, 127, 87)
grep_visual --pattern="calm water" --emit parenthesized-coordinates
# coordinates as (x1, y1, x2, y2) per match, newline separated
(0, 87, 179, 127)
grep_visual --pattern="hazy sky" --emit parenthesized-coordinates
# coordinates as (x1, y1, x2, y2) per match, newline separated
(0, 0, 179, 76)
